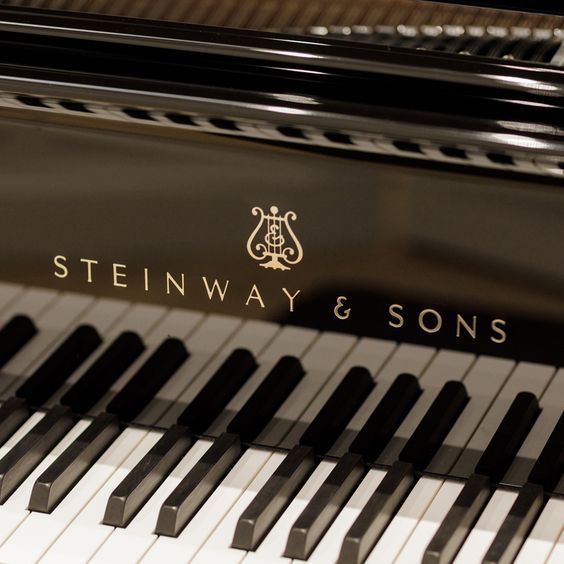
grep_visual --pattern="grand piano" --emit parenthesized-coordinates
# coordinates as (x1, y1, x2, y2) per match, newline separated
(0, 0, 562, 562)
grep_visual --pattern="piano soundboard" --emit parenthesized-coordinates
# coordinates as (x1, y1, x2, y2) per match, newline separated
(0, 1, 562, 563)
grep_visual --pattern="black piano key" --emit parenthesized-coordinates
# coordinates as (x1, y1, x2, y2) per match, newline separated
(481, 413, 564, 564)
(60, 331, 145, 414)
(0, 314, 37, 369)
(231, 367, 375, 551)
(15, 324, 102, 407)
(284, 373, 422, 560)
(102, 349, 257, 528)
(423, 474, 492, 564)
(176, 348, 258, 433)
(482, 482, 544, 564)
(0, 397, 29, 446)
(527, 410, 564, 491)
(299, 367, 375, 454)
(423, 392, 541, 564)
(28, 412, 120, 513)
(105, 337, 189, 422)
(349, 373, 422, 462)
(226, 355, 305, 443)
(150, 356, 305, 538)
(337, 460, 414, 564)
(0, 405, 73, 503)
(156, 432, 241, 537)
(399, 380, 469, 471)
(337, 381, 469, 564)
(475, 391, 540, 483)
(285, 452, 365, 560)
(232, 444, 315, 551)
(103, 424, 193, 527)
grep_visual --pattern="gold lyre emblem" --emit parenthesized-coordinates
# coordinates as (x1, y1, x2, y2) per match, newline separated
(246, 205, 304, 271)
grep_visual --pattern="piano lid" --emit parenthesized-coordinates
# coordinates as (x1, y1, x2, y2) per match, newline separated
(423, 1, 564, 16)
(1, 0, 563, 31)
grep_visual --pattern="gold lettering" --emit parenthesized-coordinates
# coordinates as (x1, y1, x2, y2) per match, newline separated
(53, 255, 68, 279)
(245, 284, 265, 309)
(456, 314, 477, 339)
(419, 309, 442, 333)
(112, 263, 127, 288)
(389, 304, 404, 328)
(166, 272, 185, 296)
(80, 258, 98, 283)
(334, 296, 351, 320)
(491, 319, 507, 344)
(144, 268, 149, 292)
(202, 277, 229, 302)
(282, 288, 300, 313)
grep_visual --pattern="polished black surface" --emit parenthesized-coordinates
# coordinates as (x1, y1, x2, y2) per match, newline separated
(429, 1, 564, 15)
(0, 6, 563, 365)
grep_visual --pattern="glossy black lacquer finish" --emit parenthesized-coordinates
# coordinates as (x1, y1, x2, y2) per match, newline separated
(1, 5, 564, 366)
(429, 1, 564, 15)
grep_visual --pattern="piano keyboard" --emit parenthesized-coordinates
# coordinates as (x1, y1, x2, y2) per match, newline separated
(0, 281, 561, 564)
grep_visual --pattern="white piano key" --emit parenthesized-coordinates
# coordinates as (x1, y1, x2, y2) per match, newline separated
(0, 287, 55, 326)
(365, 476, 443, 564)
(365, 342, 435, 383)
(0, 282, 24, 315)
(89, 439, 213, 564)
(191, 452, 289, 564)
(0, 418, 91, 558)
(246, 460, 336, 561)
(451, 361, 554, 479)
(395, 478, 465, 564)
(142, 448, 272, 564)
(298, 468, 387, 564)
(104, 303, 167, 340)
(40, 430, 164, 564)
(377, 349, 474, 466)
(546, 528, 564, 564)
(333, 337, 396, 378)
(148, 317, 275, 428)
(515, 497, 564, 564)
(16, 426, 148, 564)
(504, 369, 563, 486)
(257, 332, 357, 449)
(71, 297, 129, 335)
(453, 488, 518, 564)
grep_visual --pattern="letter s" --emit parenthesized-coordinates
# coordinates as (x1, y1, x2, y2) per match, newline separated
(389, 304, 404, 328)
(54, 255, 68, 279)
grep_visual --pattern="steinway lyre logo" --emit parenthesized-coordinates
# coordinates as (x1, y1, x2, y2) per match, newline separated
(246, 205, 303, 271)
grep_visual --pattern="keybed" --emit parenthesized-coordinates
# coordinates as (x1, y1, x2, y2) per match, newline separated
(0, 282, 560, 563)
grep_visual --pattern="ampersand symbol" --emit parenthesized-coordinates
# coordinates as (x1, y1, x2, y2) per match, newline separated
(334, 296, 351, 320)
